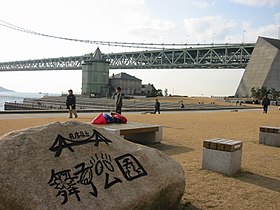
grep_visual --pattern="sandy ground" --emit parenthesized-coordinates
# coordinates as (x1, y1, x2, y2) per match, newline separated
(0, 108, 279, 210)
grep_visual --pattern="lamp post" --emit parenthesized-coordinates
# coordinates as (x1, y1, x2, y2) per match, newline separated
(242, 30, 246, 43)
(186, 35, 189, 45)
(212, 33, 216, 45)
(162, 37, 166, 49)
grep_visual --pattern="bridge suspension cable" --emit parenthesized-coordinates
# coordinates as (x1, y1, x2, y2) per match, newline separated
(0, 19, 176, 50)
(0, 19, 245, 50)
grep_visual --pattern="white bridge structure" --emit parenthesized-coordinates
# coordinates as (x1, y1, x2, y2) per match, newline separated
(0, 36, 279, 97)
(0, 43, 254, 71)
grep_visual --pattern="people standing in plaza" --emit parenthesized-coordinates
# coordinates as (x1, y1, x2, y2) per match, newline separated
(154, 99, 160, 114)
(179, 99, 185, 108)
(262, 95, 270, 114)
(114, 87, 123, 114)
(66, 89, 78, 118)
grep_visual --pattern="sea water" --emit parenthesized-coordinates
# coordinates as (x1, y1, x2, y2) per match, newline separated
(0, 92, 59, 111)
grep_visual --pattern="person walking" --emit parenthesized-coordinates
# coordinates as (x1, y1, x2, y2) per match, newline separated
(262, 95, 270, 114)
(154, 99, 160, 114)
(180, 100, 185, 108)
(66, 89, 78, 118)
(114, 87, 123, 114)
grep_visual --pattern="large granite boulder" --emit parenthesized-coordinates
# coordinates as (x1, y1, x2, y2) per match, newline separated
(0, 121, 185, 210)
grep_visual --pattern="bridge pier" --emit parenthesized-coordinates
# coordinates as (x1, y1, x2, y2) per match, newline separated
(235, 37, 280, 97)
(81, 48, 110, 97)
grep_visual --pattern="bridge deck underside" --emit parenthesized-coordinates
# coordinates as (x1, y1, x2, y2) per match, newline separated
(0, 44, 254, 71)
(106, 45, 254, 69)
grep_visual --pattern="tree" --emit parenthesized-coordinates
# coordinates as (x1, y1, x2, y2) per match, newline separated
(157, 89, 163, 96)
(251, 87, 258, 99)
(259, 86, 269, 99)
(250, 86, 270, 99)
(270, 88, 280, 105)
(270, 88, 280, 100)
(164, 89, 168, 97)
(251, 86, 280, 105)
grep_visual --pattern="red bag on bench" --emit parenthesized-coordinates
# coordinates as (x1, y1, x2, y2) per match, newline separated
(111, 113, 127, 123)
(91, 113, 107, 124)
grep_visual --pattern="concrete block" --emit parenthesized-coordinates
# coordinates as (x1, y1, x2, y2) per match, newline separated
(202, 139, 242, 176)
(259, 132, 280, 147)
(124, 125, 163, 144)
(260, 126, 280, 134)
(259, 126, 280, 147)
(97, 122, 162, 144)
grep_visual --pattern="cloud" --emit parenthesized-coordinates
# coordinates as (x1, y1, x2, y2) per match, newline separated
(254, 24, 280, 39)
(184, 16, 237, 43)
(231, 0, 280, 7)
(129, 19, 176, 42)
(275, 12, 280, 23)
(0, 0, 178, 57)
(183, 14, 280, 44)
(191, 0, 216, 8)
(79, 0, 176, 44)
(229, 21, 280, 42)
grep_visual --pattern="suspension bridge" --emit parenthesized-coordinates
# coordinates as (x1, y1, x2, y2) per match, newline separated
(0, 20, 279, 98)
(0, 19, 254, 71)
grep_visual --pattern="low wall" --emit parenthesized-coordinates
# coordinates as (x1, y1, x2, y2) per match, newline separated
(4, 102, 44, 110)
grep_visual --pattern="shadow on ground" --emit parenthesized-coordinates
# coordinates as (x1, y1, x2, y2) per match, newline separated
(178, 202, 202, 210)
(237, 170, 280, 193)
(146, 143, 194, 156)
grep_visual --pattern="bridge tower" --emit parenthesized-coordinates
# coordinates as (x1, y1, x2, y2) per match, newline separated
(82, 48, 110, 96)
(235, 37, 280, 97)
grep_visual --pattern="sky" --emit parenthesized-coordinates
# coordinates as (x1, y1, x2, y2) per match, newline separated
(0, 0, 279, 96)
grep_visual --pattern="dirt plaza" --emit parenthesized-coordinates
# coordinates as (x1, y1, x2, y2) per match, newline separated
(0, 104, 279, 209)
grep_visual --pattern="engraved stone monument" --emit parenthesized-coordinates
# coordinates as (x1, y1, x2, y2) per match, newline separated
(0, 121, 185, 210)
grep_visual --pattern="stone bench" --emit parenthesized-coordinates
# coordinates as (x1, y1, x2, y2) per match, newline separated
(96, 122, 162, 144)
(259, 126, 280, 147)
(202, 138, 243, 176)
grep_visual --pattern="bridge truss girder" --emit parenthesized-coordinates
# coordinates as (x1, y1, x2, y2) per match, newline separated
(0, 44, 254, 71)
(0, 55, 92, 71)
(105, 44, 254, 69)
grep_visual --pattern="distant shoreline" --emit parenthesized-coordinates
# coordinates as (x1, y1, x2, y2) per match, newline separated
(0, 90, 15, 92)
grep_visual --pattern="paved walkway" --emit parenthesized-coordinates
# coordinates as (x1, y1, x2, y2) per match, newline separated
(0, 108, 268, 120)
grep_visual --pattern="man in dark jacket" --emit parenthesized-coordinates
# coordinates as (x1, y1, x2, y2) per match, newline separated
(114, 87, 123, 114)
(262, 95, 270, 114)
(66, 89, 78, 118)
(154, 99, 160, 114)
